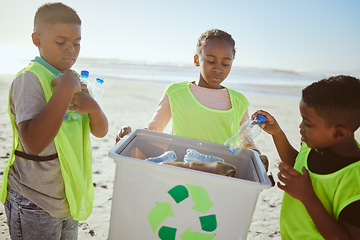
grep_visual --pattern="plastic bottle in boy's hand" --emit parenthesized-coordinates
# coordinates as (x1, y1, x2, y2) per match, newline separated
(80, 70, 91, 92)
(224, 114, 267, 155)
(92, 77, 105, 102)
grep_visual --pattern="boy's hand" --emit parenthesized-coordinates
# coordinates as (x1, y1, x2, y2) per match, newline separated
(252, 110, 282, 136)
(277, 161, 316, 204)
(51, 70, 82, 94)
(68, 84, 97, 113)
(115, 126, 132, 143)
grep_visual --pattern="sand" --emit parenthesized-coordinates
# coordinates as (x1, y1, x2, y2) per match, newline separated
(0, 74, 359, 239)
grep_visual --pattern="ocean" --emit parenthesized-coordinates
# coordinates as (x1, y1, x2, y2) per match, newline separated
(73, 58, 327, 100)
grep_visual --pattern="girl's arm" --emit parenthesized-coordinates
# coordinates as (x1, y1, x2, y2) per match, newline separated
(146, 93, 171, 132)
(115, 93, 171, 143)
(278, 162, 359, 239)
(19, 70, 81, 154)
(253, 110, 298, 167)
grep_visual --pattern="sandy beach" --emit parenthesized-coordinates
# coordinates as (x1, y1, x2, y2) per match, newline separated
(0, 73, 359, 240)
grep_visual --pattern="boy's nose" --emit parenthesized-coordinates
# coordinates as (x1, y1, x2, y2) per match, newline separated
(65, 44, 75, 53)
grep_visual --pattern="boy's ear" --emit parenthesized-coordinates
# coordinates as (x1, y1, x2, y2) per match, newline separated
(333, 125, 346, 139)
(194, 54, 200, 67)
(32, 32, 40, 47)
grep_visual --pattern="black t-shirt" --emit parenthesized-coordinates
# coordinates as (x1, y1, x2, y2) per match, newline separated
(307, 149, 360, 228)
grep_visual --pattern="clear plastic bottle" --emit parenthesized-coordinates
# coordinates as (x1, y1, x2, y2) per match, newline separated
(80, 70, 90, 84)
(224, 114, 267, 155)
(145, 151, 177, 163)
(80, 70, 91, 92)
(183, 149, 224, 163)
(92, 77, 104, 102)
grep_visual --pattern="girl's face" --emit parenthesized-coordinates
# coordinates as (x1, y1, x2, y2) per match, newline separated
(299, 100, 337, 150)
(194, 39, 234, 89)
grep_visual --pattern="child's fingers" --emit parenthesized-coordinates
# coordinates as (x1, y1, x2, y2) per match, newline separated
(277, 171, 288, 184)
(81, 83, 88, 92)
(115, 126, 132, 143)
(51, 78, 59, 87)
(278, 161, 300, 179)
(277, 181, 286, 191)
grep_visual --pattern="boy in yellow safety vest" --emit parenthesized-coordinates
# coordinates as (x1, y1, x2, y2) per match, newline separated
(0, 3, 108, 239)
(255, 75, 360, 239)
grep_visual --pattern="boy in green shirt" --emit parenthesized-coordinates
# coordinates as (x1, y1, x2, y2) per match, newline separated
(255, 75, 360, 239)
(0, 3, 108, 239)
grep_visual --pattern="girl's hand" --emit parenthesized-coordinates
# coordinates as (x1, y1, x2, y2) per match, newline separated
(252, 110, 282, 137)
(116, 126, 132, 143)
(277, 161, 316, 204)
(260, 155, 269, 172)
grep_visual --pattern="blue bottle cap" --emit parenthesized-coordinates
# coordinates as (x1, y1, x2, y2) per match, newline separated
(81, 70, 89, 78)
(257, 114, 267, 123)
(96, 77, 104, 84)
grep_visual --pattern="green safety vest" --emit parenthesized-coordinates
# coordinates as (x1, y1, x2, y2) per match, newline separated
(280, 142, 360, 239)
(0, 61, 94, 221)
(166, 81, 249, 144)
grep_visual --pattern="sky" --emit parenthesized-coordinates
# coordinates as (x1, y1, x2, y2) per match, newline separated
(0, 0, 359, 75)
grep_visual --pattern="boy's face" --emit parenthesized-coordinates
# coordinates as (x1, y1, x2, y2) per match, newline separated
(32, 23, 81, 72)
(299, 100, 337, 149)
(194, 39, 233, 89)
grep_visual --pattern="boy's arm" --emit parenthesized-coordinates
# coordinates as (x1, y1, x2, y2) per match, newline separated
(278, 162, 359, 239)
(19, 70, 81, 154)
(88, 103, 108, 138)
(253, 110, 298, 166)
(69, 87, 108, 138)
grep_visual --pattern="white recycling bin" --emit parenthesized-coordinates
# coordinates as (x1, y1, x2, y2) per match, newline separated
(108, 129, 272, 240)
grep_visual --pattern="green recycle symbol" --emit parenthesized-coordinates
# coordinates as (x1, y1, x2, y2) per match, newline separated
(148, 184, 217, 240)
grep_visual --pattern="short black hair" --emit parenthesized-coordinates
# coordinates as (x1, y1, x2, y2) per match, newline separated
(196, 29, 236, 58)
(34, 2, 81, 31)
(302, 75, 360, 131)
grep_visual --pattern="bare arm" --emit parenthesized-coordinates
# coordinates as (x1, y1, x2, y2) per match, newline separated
(146, 93, 171, 132)
(253, 110, 298, 167)
(69, 87, 108, 138)
(19, 70, 81, 154)
(115, 92, 170, 143)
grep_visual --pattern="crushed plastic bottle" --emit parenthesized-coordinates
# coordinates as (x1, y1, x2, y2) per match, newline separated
(145, 151, 177, 163)
(224, 114, 267, 155)
(183, 149, 224, 163)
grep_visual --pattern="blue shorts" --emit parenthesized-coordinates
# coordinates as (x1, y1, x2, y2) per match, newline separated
(5, 188, 78, 240)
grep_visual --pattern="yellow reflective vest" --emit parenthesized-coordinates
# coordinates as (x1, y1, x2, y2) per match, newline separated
(0, 61, 94, 221)
(166, 81, 249, 144)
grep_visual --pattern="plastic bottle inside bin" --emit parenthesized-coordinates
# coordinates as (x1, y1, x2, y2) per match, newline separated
(224, 114, 267, 155)
(183, 149, 224, 163)
(92, 77, 105, 102)
(145, 151, 177, 163)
